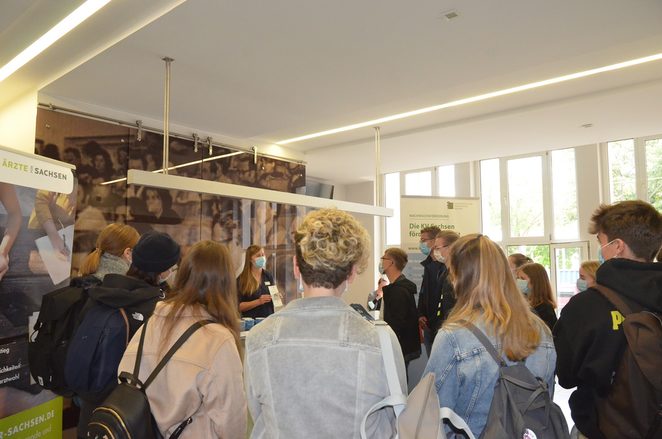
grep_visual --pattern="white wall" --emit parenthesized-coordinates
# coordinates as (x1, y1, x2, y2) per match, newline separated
(0, 91, 38, 154)
(334, 181, 378, 307)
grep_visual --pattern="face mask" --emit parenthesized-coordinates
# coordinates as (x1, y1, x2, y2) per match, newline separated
(419, 242, 431, 256)
(516, 278, 529, 294)
(161, 267, 176, 285)
(254, 256, 266, 269)
(577, 278, 589, 292)
(433, 249, 443, 262)
(598, 239, 617, 264)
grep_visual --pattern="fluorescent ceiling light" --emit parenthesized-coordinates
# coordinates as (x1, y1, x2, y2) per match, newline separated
(275, 52, 662, 145)
(0, 0, 112, 83)
(127, 169, 393, 217)
(101, 150, 244, 185)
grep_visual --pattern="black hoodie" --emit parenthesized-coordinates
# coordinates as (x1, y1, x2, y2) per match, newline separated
(554, 258, 662, 439)
(84, 273, 164, 338)
(383, 274, 421, 362)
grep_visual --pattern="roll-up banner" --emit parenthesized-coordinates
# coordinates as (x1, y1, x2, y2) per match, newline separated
(399, 196, 481, 291)
(0, 144, 76, 438)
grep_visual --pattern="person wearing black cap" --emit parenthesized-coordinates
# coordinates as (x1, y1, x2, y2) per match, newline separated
(75, 231, 180, 437)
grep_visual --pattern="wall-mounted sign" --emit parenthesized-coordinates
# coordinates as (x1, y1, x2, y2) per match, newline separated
(0, 146, 74, 194)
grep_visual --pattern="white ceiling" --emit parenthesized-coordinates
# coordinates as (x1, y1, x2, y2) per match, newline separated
(4, 0, 662, 183)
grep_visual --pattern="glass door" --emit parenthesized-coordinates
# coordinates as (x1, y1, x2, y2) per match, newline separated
(551, 242, 588, 311)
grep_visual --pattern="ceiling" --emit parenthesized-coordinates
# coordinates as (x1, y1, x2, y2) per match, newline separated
(4, 0, 662, 183)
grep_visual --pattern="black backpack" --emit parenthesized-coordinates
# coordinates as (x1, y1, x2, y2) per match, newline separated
(28, 279, 99, 395)
(64, 303, 131, 398)
(593, 285, 662, 439)
(465, 323, 570, 439)
(85, 318, 212, 439)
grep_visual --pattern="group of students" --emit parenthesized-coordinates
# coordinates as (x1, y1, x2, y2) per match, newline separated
(61, 199, 661, 439)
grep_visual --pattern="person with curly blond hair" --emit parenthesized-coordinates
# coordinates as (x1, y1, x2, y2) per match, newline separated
(244, 208, 405, 438)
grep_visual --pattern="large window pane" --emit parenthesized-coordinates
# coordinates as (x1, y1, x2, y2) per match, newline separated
(608, 139, 636, 202)
(480, 159, 502, 241)
(404, 171, 432, 196)
(507, 245, 551, 272)
(384, 172, 401, 245)
(508, 156, 544, 237)
(646, 138, 662, 211)
(437, 165, 455, 197)
(554, 246, 582, 310)
(551, 149, 579, 240)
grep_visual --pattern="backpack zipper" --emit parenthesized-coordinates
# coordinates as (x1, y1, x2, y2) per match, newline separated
(88, 421, 116, 439)
(93, 407, 132, 439)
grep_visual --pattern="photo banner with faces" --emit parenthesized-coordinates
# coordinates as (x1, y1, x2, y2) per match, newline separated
(0, 144, 74, 432)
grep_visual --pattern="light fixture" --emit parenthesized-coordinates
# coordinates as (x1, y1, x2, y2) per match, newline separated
(127, 169, 393, 217)
(275, 52, 662, 145)
(0, 0, 112, 83)
(207, 137, 213, 156)
(136, 120, 143, 142)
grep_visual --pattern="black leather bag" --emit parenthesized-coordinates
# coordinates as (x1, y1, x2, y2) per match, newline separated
(85, 319, 212, 439)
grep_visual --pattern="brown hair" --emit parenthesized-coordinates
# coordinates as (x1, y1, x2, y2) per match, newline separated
(160, 241, 240, 355)
(295, 208, 369, 289)
(445, 234, 545, 361)
(508, 253, 533, 269)
(589, 200, 662, 261)
(420, 226, 441, 238)
(79, 224, 139, 276)
(519, 263, 556, 308)
(580, 260, 600, 280)
(237, 245, 262, 296)
(384, 248, 408, 271)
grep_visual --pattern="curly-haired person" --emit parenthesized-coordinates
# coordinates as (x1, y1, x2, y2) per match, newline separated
(244, 208, 405, 438)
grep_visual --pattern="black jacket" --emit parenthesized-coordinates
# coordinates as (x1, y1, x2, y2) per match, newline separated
(417, 256, 444, 323)
(554, 258, 662, 439)
(383, 275, 421, 361)
(84, 273, 164, 338)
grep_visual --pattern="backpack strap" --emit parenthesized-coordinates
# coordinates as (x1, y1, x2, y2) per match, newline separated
(464, 321, 507, 367)
(143, 319, 214, 389)
(593, 284, 634, 315)
(374, 322, 407, 413)
(119, 308, 130, 347)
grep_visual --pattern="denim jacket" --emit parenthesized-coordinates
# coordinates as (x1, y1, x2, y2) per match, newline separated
(423, 319, 556, 436)
(245, 296, 400, 439)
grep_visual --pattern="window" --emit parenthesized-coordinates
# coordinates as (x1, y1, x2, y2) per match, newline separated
(506, 245, 551, 273)
(437, 165, 455, 197)
(404, 170, 432, 196)
(551, 149, 579, 240)
(384, 172, 400, 245)
(480, 159, 502, 241)
(607, 139, 636, 202)
(645, 138, 662, 211)
(508, 156, 544, 238)
(553, 245, 584, 310)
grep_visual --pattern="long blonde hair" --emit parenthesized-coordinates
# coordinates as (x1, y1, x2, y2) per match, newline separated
(160, 241, 240, 354)
(79, 224, 139, 276)
(237, 245, 262, 296)
(445, 234, 545, 361)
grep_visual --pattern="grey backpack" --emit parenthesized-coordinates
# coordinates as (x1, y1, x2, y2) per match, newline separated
(466, 323, 569, 439)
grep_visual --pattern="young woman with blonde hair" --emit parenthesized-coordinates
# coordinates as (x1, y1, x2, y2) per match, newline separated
(517, 262, 558, 330)
(236, 244, 274, 317)
(118, 240, 247, 439)
(577, 260, 600, 292)
(423, 234, 556, 436)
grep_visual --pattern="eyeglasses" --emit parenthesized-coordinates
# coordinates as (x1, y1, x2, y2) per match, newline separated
(380, 257, 392, 262)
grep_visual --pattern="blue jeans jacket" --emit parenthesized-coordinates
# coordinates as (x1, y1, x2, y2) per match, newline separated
(245, 296, 400, 439)
(423, 319, 557, 436)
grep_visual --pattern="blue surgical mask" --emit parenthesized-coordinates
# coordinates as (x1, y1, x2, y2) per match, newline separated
(577, 278, 589, 292)
(516, 278, 529, 295)
(254, 256, 266, 269)
(598, 239, 617, 264)
(419, 242, 431, 256)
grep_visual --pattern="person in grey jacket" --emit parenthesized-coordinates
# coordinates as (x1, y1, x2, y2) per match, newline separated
(245, 208, 403, 439)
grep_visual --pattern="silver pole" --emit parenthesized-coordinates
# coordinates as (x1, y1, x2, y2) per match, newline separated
(374, 126, 382, 206)
(162, 57, 174, 174)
